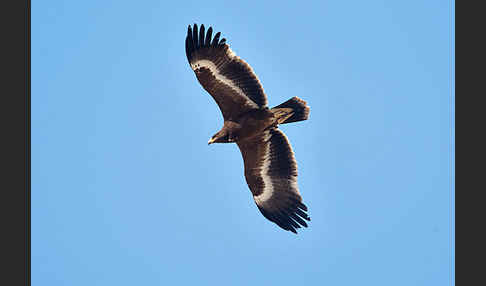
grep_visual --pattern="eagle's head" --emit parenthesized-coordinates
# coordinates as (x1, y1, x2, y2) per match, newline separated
(208, 129, 235, 145)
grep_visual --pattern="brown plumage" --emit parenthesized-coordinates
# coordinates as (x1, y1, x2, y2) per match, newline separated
(185, 24, 311, 234)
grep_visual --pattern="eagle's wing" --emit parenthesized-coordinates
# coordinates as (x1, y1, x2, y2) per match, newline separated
(237, 127, 310, 233)
(185, 24, 267, 120)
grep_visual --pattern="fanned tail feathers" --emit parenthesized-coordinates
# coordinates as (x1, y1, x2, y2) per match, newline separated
(271, 96, 310, 124)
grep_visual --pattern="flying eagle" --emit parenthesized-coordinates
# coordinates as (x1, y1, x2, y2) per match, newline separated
(185, 24, 311, 234)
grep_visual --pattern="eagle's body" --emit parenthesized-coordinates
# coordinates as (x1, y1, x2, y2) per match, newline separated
(209, 107, 287, 144)
(185, 24, 311, 234)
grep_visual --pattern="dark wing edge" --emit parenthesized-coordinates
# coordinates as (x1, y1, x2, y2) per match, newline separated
(237, 127, 310, 234)
(185, 24, 268, 119)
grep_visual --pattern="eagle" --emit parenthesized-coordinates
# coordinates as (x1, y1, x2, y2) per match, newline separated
(185, 24, 311, 234)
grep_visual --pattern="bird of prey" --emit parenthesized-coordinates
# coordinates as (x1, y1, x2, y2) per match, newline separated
(185, 24, 311, 234)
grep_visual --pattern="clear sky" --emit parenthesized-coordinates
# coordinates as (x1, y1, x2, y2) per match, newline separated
(32, 1, 454, 285)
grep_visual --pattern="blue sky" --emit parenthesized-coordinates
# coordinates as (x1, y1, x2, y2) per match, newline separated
(32, 1, 454, 285)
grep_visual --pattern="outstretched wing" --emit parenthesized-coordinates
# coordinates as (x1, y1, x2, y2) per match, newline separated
(185, 24, 267, 120)
(237, 127, 310, 234)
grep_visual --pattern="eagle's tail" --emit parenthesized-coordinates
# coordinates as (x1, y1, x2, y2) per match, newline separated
(271, 97, 310, 124)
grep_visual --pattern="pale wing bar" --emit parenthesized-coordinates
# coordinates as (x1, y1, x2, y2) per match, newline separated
(185, 24, 267, 120)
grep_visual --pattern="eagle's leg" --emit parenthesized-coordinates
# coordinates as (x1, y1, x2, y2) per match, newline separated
(272, 108, 294, 124)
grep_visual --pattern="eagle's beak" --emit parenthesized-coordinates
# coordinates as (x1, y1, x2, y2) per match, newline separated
(208, 137, 216, 145)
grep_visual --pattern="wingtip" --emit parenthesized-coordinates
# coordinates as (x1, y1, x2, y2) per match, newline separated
(188, 23, 227, 50)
